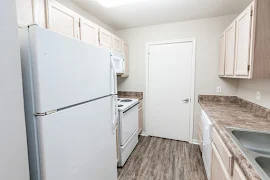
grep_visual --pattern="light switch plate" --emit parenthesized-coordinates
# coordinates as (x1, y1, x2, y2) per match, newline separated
(216, 86, 222, 93)
(256, 91, 261, 100)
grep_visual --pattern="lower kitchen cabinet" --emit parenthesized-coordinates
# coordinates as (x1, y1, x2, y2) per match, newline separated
(138, 100, 143, 134)
(233, 162, 247, 180)
(211, 143, 231, 180)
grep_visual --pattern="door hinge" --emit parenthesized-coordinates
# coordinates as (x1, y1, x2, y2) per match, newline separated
(247, 65, 250, 71)
(251, 10, 253, 16)
(79, 21, 81, 27)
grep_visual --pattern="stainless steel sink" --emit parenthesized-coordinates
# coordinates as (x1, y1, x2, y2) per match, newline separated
(256, 157, 270, 178)
(231, 130, 270, 156)
(226, 127, 270, 180)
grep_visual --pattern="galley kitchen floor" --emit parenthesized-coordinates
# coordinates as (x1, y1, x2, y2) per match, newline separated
(117, 136, 207, 180)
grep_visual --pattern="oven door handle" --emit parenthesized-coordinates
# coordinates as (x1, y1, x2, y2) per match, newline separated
(123, 102, 139, 113)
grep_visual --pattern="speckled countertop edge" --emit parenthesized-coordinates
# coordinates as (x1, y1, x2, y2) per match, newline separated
(199, 95, 270, 180)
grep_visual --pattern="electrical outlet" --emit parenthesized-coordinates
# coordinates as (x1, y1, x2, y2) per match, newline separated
(216, 86, 222, 93)
(256, 91, 261, 100)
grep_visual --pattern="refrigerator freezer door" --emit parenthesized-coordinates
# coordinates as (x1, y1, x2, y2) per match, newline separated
(28, 26, 112, 113)
(36, 96, 117, 180)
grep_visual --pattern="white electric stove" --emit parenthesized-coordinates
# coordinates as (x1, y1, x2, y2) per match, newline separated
(117, 98, 139, 167)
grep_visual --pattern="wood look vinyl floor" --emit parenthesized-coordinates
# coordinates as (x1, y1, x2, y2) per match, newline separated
(117, 136, 207, 180)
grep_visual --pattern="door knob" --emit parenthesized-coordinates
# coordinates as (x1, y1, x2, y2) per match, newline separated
(182, 98, 190, 103)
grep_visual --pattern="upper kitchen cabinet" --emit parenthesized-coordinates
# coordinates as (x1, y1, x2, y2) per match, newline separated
(16, 0, 34, 26)
(112, 35, 123, 52)
(218, 33, 226, 76)
(224, 22, 236, 76)
(234, 4, 253, 77)
(219, 0, 270, 79)
(47, 0, 80, 39)
(79, 17, 99, 46)
(121, 41, 129, 77)
(99, 28, 112, 48)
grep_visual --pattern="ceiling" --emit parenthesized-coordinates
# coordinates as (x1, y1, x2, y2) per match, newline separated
(72, 0, 253, 30)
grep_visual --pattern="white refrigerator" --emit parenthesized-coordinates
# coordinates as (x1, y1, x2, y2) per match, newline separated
(19, 25, 118, 180)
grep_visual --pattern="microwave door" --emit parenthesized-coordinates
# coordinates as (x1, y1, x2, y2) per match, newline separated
(112, 56, 124, 74)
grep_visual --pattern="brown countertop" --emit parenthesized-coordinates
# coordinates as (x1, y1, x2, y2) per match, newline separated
(118, 91, 143, 101)
(199, 95, 270, 180)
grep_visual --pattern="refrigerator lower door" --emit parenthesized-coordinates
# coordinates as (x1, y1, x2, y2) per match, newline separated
(28, 26, 112, 113)
(36, 96, 117, 180)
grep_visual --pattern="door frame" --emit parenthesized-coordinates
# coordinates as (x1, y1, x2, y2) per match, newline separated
(145, 38, 196, 143)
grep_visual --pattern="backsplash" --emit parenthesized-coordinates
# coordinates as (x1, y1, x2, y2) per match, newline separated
(118, 91, 143, 100)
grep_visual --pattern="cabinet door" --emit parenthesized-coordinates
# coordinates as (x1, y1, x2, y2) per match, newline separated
(99, 28, 112, 48)
(121, 42, 129, 77)
(112, 35, 123, 52)
(211, 143, 231, 180)
(225, 22, 236, 76)
(234, 4, 253, 76)
(219, 33, 226, 76)
(47, 0, 79, 39)
(16, 0, 34, 25)
(233, 162, 247, 180)
(138, 106, 143, 134)
(79, 18, 99, 46)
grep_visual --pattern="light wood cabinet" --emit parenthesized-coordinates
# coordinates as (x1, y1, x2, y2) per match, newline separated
(212, 128, 233, 175)
(99, 28, 112, 48)
(112, 35, 123, 52)
(219, 0, 270, 79)
(224, 22, 236, 76)
(47, 0, 80, 39)
(219, 33, 226, 76)
(79, 17, 99, 46)
(233, 162, 247, 180)
(16, 0, 34, 26)
(138, 108, 143, 134)
(138, 100, 143, 134)
(234, 4, 253, 77)
(211, 143, 231, 180)
(121, 42, 130, 77)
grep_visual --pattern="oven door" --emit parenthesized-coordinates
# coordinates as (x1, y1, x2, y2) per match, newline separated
(111, 55, 124, 74)
(119, 104, 139, 146)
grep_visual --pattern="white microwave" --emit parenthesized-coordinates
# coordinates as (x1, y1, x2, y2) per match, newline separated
(111, 51, 125, 74)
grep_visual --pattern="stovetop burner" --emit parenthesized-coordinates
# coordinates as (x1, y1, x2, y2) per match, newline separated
(118, 105, 123, 107)
(120, 99, 132, 102)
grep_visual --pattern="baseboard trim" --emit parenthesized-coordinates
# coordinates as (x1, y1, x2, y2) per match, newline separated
(192, 139, 199, 145)
(139, 131, 148, 136)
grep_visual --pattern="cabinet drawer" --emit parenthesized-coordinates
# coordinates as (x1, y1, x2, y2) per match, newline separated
(211, 143, 231, 180)
(233, 162, 247, 180)
(212, 128, 233, 175)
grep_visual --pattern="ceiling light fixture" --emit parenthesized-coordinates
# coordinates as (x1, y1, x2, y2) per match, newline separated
(95, 0, 144, 8)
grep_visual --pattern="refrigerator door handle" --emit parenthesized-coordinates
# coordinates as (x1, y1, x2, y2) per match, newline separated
(110, 57, 117, 95)
(112, 95, 118, 134)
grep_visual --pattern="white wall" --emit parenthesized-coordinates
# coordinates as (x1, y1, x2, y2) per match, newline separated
(116, 15, 239, 140)
(0, 0, 30, 179)
(55, 0, 115, 34)
(238, 78, 270, 109)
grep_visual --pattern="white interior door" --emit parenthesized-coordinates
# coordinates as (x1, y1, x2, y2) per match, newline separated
(148, 40, 194, 142)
